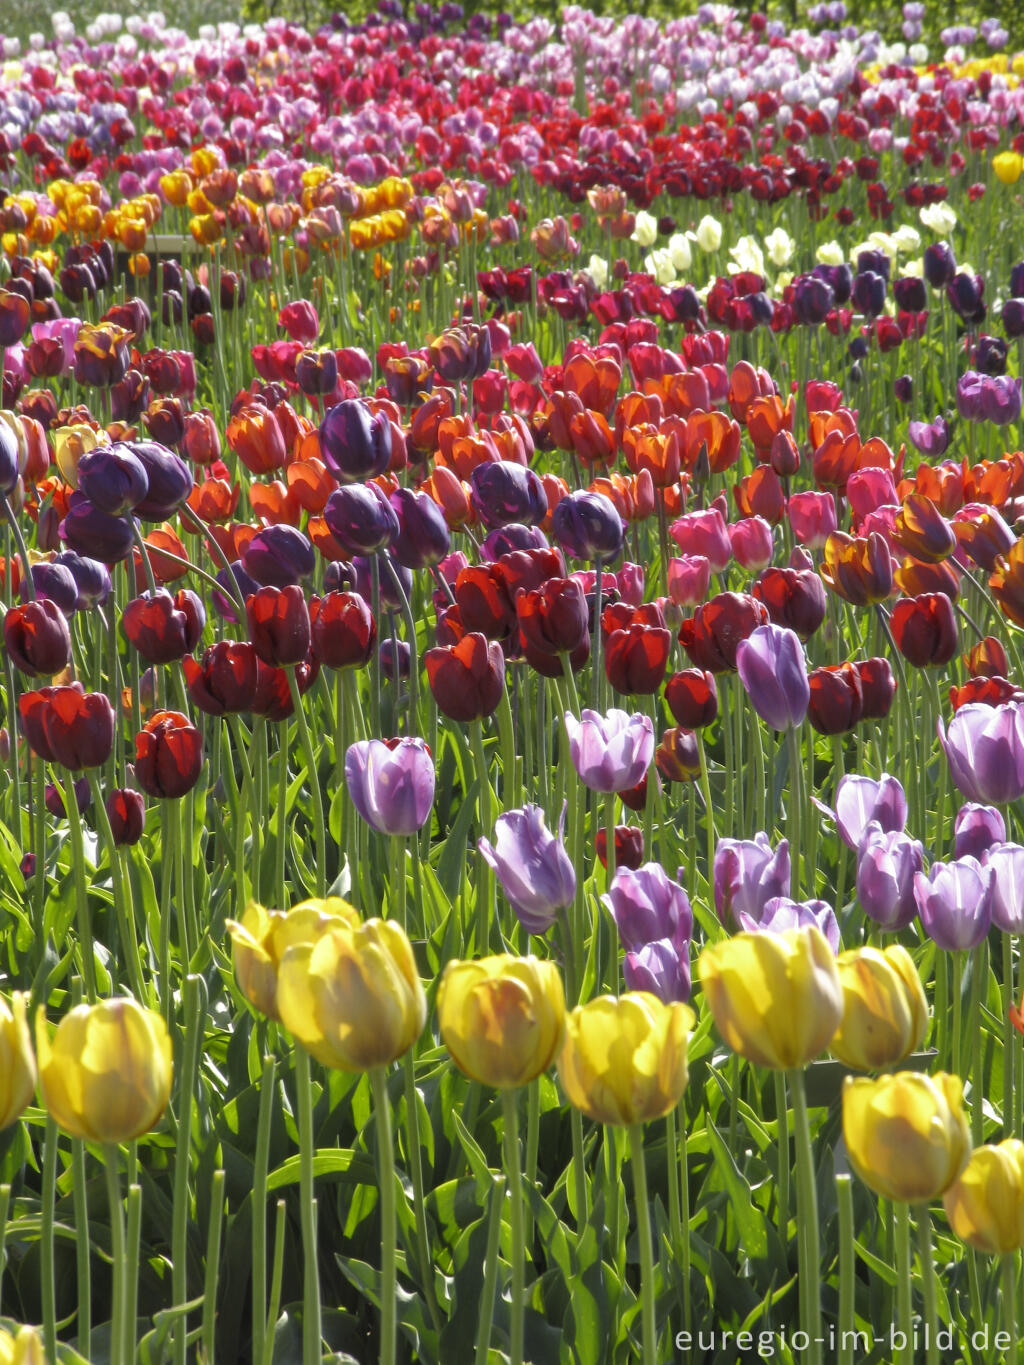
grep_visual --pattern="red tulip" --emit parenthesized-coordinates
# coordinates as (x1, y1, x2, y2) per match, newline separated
(310, 592, 376, 670)
(664, 669, 718, 729)
(890, 593, 958, 667)
(183, 642, 259, 716)
(605, 624, 671, 695)
(245, 585, 311, 668)
(134, 710, 204, 799)
(3, 599, 72, 677)
(424, 633, 504, 722)
(18, 683, 115, 769)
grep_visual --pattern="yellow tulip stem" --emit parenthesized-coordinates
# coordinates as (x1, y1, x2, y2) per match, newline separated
(72, 1138, 91, 1359)
(788, 1068, 822, 1365)
(40, 1117, 58, 1363)
(628, 1123, 657, 1365)
(402, 1051, 441, 1333)
(471, 720, 495, 955)
(103, 1145, 126, 1365)
(60, 767, 98, 1004)
(294, 1047, 323, 1365)
(370, 1065, 397, 1365)
(915, 1204, 939, 1365)
(251, 1054, 278, 1365)
(1003, 1254, 1019, 1365)
(125, 1182, 142, 1365)
(894, 1200, 914, 1365)
(501, 1089, 526, 1365)
(836, 1174, 855, 1365)
(774, 1071, 790, 1242)
(287, 666, 327, 900)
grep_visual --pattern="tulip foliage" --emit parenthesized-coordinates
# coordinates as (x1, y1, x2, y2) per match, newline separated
(4, 2, 1024, 1363)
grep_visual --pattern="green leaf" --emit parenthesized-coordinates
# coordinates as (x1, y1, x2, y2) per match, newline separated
(266, 1148, 376, 1191)
(706, 1114, 769, 1261)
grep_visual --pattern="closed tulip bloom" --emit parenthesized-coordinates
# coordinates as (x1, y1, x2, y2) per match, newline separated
(807, 663, 864, 735)
(438, 955, 565, 1088)
(987, 843, 1024, 933)
(564, 708, 654, 793)
(856, 824, 924, 930)
(242, 525, 316, 588)
(787, 491, 837, 550)
(345, 737, 435, 837)
(623, 940, 692, 1004)
(843, 1071, 970, 1203)
(105, 788, 146, 846)
(855, 657, 898, 720)
(753, 566, 827, 640)
(478, 803, 575, 934)
(939, 701, 1024, 806)
(596, 825, 645, 870)
(3, 599, 72, 677)
(830, 945, 929, 1071)
(736, 623, 809, 730)
(425, 632, 505, 722)
(605, 624, 671, 696)
(77, 445, 150, 516)
(53, 551, 110, 610)
(390, 487, 450, 569)
(697, 926, 843, 1069)
(891, 593, 958, 668)
(669, 508, 732, 574)
(18, 684, 115, 770)
(714, 832, 791, 925)
(129, 440, 193, 522)
(666, 555, 711, 608)
(835, 774, 907, 849)
(323, 482, 400, 556)
(36, 998, 172, 1142)
(134, 710, 204, 799)
(122, 588, 205, 665)
(470, 462, 547, 529)
(737, 896, 841, 955)
(665, 669, 718, 729)
(226, 897, 359, 1021)
(603, 862, 693, 951)
(319, 399, 392, 484)
(679, 592, 770, 673)
(944, 1140, 1024, 1255)
(246, 585, 311, 668)
(516, 578, 588, 656)
(277, 917, 426, 1071)
(183, 641, 259, 716)
(915, 857, 993, 950)
(550, 490, 625, 562)
(0, 994, 36, 1129)
(558, 992, 695, 1125)
(310, 592, 376, 670)
(655, 726, 701, 784)
(60, 494, 135, 563)
(892, 494, 956, 564)
(953, 804, 1006, 860)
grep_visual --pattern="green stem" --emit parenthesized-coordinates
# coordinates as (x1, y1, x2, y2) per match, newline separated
(837, 1174, 855, 1365)
(788, 1068, 822, 1365)
(677, 1101, 691, 1338)
(61, 769, 97, 1002)
(173, 976, 204, 1365)
(73, 1139, 91, 1359)
(471, 719, 494, 954)
(665, 1108, 682, 1260)
(265, 1201, 287, 1365)
(251, 1055, 277, 1365)
(474, 1177, 505, 1365)
(287, 668, 326, 898)
(403, 1051, 441, 1333)
(104, 1146, 126, 1365)
(697, 735, 716, 891)
(370, 1066, 397, 1365)
(202, 1170, 226, 1365)
(295, 1047, 323, 1365)
(1005, 934, 1017, 1139)
(785, 727, 804, 898)
(159, 797, 177, 1026)
(628, 1124, 656, 1365)
(41, 1118, 58, 1361)
(125, 1182, 142, 1364)
(276, 728, 288, 908)
(1003, 1254, 1019, 1365)
(970, 943, 985, 1146)
(0, 1183, 9, 1304)
(895, 1200, 913, 1365)
(87, 773, 148, 1002)
(501, 1089, 525, 1365)
(915, 1204, 939, 1365)
(774, 1070, 790, 1242)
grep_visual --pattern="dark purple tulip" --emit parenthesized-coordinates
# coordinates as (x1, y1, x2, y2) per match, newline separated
(813, 262, 852, 303)
(713, 832, 791, 925)
(893, 374, 913, 404)
(602, 862, 693, 951)
(241, 524, 316, 587)
(323, 560, 357, 594)
(45, 776, 92, 818)
(953, 803, 1006, 861)
(907, 416, 950, 457)
(551, 490, 625, 562)
(981, 375, 1022, 426)
(856, 249, 891, 281)
(938, 701, 1024, 805)
(352, 552, 411, 610)
(914, 857, 993, 950)
(792, 275, 834, 326)
(319, 399, 392, 483)
(481, 523, 548, 559)
(856, 823, 924, 930)
(76, 445, 149, 516)
(974, 335, 1008, 376)
(834, 773, 907, 849)
(893, 275, 927, 313)
(987, 843, 1024, 933)
(22, 561, 78, 616)
(923, 241, 957, 289)
(129, 441, 193, 521)
(478, 803, 576, 934)
(345, 736, 435, 836)
(3, 598, 72, 676)
(947, 272, 985, 325)
(379, 638, 411, 680)
(623, 940, 692, 1003)
(390, 487, 450, 569)
(60, 494, 135, 563)
(470, 462, 547, 529)
(212, 561, 260, 624)
(851, 270, 886, 318)
(1010, 262, 1024, 297)
(106, 788, 146, 846)
(296, 348, 338, 397)
(1002, 298, 1024, 339)
(735, 624, 809, 731)
(738, 896, 841, 954)
(53, 551, 111, 608)
(957, 371, 986, 422)
(0, 422, 19, 495)
(323, 482, 400, 555)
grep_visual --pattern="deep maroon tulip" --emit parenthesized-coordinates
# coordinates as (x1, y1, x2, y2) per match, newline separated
(854, 657, 897, 720)
(134, 710, 204, 799)
(890, 593, 958, 667)
(516, 577, 588, 655)
(323, 482, 400, 556)
(241, 525, 316, 588)
(923, 241, 956, 289)
(246, 585, 311, 668)
(310, 592, 376, 670)
(296, 348, 338, 397)
(122, 589, 205, 665)
(550, 490, 625, 562)
(183, 642, 260, 715)
(947, 272, 986, 325)
(753, 567, 827, 639)
(129, 440, 193, 521)
(470, 462, 547, 529)
(106, 788, 146, 845)
(18, 683, 115, 769)
(77, 445, 149, 516)
(596, 826, 644, 871)
(521, 631, 590, 678)
(455, 564, 517, 640)
(390, 487, 450, 570)
(807, 664, 864, 735)
(966, 636, 1009, 679)
(665, 669, 718, 729)
(3, 599, 72, 677)
(679, 592, 770, 673)
(251, 659, 318, 722)
(319, 399, 392, 483)
(60, 494, 135, 563)
(494, 547, 564, 600)
(424, 633, 504, 722)
(605, 624, 671, 695)
(45, 777, 91, 818)
(380, 639, 411, 680)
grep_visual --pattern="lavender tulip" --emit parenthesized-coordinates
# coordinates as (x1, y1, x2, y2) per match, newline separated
(602, 862, 693, 952)
(736, 624, 809, 731)
(478, 803, 575, 934)
(344, 737, 435, 837)
(624, 940, 692, 1003)
(987, 843, 1024, 934)
(713, 832, 791, 925)
(953, 804, 1006, 861)
(738, 896, 841, 954)
(856, 823, 924, 931)
(938, 701, 1024, 806)
(914, 857, 993, 950)
(834, 773, 907, 849)
(564, 709, 654, 793)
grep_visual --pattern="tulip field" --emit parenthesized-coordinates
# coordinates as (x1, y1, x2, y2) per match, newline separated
(5, 1, 1024, 1361)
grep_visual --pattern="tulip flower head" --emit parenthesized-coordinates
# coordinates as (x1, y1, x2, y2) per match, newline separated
(345, 737, 435, 837)
(735, 623, 809, 730)
(226, 898, 360, 1021)
(478, 803, 576, 934)
(0, 994, 36, 1130)
(564, 708, 654, 793)
(830, 945, 929, 1071)
(938, 701, 1024, 806)
(944, 1140, 1024, 1255)
(438, 955, 566, 1089)
(843, 1071, 971, 1203)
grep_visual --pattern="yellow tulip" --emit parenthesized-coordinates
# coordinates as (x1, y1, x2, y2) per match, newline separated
(225, 897, 359, 1021)
(993, 152, 1023, 186)
(697, 926, 843, 1070)
(277, 918, 426, 1071)
(557, 992, 695, 1126)
(0, 993, 36, 1130)
(0, 1325, 45, 1365)
(53, 423, 108, 489)
(36, 998, 173, 1143)
(438, 956, 565, 1089)
(830, 944, 928, 1071)
(944, 1140, 1024, 1254)
(843, 1071, 971, 1203)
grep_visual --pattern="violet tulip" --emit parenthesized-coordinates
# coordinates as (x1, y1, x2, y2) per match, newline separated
(478, 803, 576, 934)
(344, 737, 435, 837)
(736, 623, 809, 731)
(988, 843, 1024, 933)
(602, 863, 693, 952)
(713, 833, 791, 925)
(623, 941, 692, 1003)
(834, 773, 907, 849)
(738, 896, 841, 954)
(563, 709, 654, 793)
(914, 858, 993, 950)
(953, 804, 1006, 861)
(856, 823, 924, 931)
(939, 701, 1024, 806)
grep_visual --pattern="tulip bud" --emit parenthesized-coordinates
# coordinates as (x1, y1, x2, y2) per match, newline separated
(438, 955, 565, 1089)
(944, 1141, 1024, 1255)
(226, 898, 360, 1021)
(843, 1071, 970, 1203)
(830, 945, 928, 1071)
(0, 994, 36, 1129)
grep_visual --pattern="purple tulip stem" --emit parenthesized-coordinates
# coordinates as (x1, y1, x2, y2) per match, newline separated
(378, 549, 420, 737)
(470, 719, 494, 954)
(591, 557, 604, 711)
(970, 944, 985, 1146)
